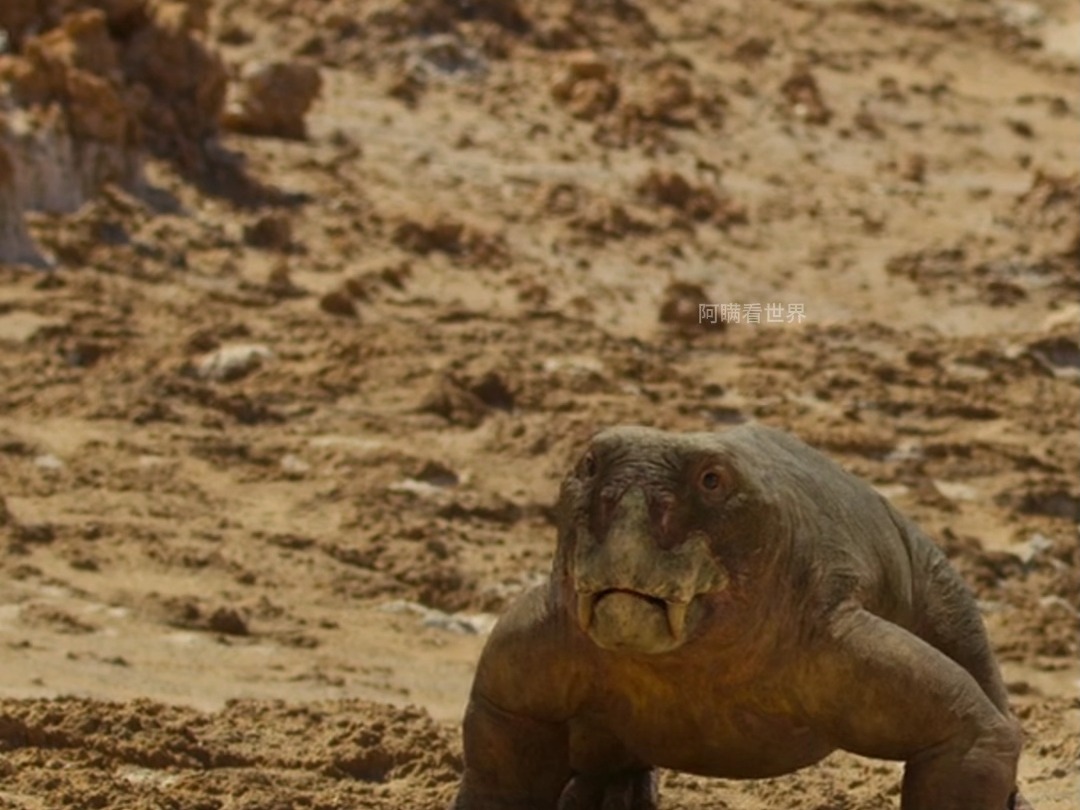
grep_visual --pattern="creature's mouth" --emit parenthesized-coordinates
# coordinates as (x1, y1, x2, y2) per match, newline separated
(577, 588, 691, 643)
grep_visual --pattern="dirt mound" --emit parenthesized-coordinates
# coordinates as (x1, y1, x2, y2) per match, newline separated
(0, 697, 459, 809)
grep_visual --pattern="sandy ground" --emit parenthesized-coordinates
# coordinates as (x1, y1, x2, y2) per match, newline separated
(0, 0, 1078, 807)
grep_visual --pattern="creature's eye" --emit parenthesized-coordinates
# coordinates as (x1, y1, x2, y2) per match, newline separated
(581, 451, 598, 478)
(696, 462, 732, 496)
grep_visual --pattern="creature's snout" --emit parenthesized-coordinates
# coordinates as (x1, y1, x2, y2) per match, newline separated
(595, 483, 678, 550)
(573, 486, 727, 654)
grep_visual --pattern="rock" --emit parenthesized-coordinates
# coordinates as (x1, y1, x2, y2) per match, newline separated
(0, 10, 140, 214)
(319, 289, 358, 319)
(733, 37, 773, 63)
(659, 281, 715, 332)
(196, 344, 274, 382)
(637, 62, 701, 127)
(996, 0, 1045, 28)
(1015, 489, 1080, 522)
(469, 371, 515, 411)
(378, 599, 496, 635)
(392, 214, 509, 266)
(207, 607, 249, 636)
(419, 376, 489, 427)
(931, 480, 978, 503)
(1040, 304, 1080, 332)
(0, 0, 230, 260)
(413, 460, 460, 488)
(243, 214, 293, 251)
(280, 454, 311, 478)
(542, 355, 605, 375)
(33, 454, 65, 471)
(1006, 533, 1055, 566)
(550, 52, 619, 120)
(0, 311, 62, 343)
(899, 153, 927, 183)
(0, 140, 48, 267)
(635, 169, 745, 227)
(405, 33, 488, 79)
(16, 523, 56, 545)
(422, 609, 496, 635)
(265, 262, 306, 299)
(635, 167, 738, 225)
(390, 478, 446, 498)
(1038, 595, 1080, 618)
(638, 170, 711, 217)
(1025, 334, 1080, 381)
(780, 64, 832, 125)
(223, 61, 322, 140)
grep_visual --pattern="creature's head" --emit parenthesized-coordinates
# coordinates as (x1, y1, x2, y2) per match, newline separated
(555, 426, 776, 655)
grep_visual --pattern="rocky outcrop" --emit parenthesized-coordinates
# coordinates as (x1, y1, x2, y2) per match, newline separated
(0, 1, 227, 265)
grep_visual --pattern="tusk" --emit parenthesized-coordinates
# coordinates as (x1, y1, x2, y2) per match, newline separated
(666, 601, 689, 640)
(577, 592, 594, 631)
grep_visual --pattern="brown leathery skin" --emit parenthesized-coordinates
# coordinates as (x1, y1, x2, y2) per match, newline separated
(451, 423, 1029, 810)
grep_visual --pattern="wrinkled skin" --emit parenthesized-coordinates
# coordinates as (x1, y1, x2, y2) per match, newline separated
(451, 425, 1030, 810)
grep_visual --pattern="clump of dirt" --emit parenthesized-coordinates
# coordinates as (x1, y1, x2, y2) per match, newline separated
(420, 371, 517, 428)
(392, 213, 509, 266)
(550, 52, 620, 120)
(780, 63, 833, 125)
(222, 59, 322, 139)
(636, 168, 747, 228)
(550, 53, 723, 150)
(1013, 170, 1080, 266)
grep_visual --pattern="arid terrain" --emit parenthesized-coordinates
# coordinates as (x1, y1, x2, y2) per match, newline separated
(0, 0, 1078, 807)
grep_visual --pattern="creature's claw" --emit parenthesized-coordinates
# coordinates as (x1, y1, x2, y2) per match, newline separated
(558, 769, 658, 810)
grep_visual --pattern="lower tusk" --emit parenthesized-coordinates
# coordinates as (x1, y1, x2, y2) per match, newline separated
(666, 601, 689, 640)
(577, 592, 594, 631)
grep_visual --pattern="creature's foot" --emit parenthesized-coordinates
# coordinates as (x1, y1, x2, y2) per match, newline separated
(558, 769, 658, 810)
(899, 713, 1023, 810)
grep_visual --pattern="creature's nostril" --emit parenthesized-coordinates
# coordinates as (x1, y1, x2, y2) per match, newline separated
(601, 484, 626, 508)
(593, 485, 625, 537)
(648, 491, 677, 545)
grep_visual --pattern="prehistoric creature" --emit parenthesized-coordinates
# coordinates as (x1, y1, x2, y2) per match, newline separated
(452, 424, 1029, 810)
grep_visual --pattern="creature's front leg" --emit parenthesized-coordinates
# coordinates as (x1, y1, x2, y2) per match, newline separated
(807, 607, 1024, 810)
(452, 694, 572, 810)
